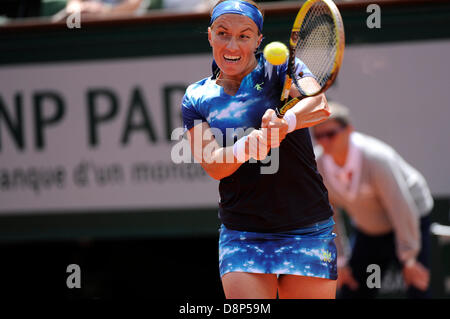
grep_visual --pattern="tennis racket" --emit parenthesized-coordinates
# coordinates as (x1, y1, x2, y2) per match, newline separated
(276, 0, 345, 118)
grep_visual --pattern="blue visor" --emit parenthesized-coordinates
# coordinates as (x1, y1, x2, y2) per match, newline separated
(210, 0, 263, 33)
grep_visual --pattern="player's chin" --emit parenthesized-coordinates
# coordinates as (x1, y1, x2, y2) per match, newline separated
(220, 61, 243, 74)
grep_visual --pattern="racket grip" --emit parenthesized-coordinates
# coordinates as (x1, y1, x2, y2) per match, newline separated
(276, 97, 300, 118)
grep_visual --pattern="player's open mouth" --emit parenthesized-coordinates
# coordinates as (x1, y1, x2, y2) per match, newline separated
(224, 55, 241, 62)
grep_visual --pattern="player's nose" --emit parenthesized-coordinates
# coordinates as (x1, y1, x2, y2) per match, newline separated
(225, 37, 239, 51)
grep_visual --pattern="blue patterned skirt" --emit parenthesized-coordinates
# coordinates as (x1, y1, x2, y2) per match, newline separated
(218, 217, 337, 280)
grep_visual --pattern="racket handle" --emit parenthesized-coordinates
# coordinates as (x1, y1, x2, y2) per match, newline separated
(276, 97, 300, 118)
(280, 77, 292, 102)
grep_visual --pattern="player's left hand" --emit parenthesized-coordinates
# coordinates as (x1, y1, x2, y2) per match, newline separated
(261, 109, 288, 148)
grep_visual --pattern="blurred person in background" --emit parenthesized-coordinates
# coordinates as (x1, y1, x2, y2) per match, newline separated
(162, 0, 213, 12)
(312, 102, 434, 299)
(161, 0, 286, 13)
(65, 0, 148, 15)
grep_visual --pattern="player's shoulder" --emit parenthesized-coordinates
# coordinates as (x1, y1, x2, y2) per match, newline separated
(184, 77, 213, 102)
(186, 77, 210, 93)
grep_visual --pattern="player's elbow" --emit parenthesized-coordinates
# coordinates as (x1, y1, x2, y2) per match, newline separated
(201, 164, 227, 181)
(207, 171, 223, 181)
(208, 172, 231, 181)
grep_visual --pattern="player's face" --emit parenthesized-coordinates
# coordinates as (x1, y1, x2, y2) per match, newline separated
(208, 14, 262, 81)
(312, 119, 351, 155)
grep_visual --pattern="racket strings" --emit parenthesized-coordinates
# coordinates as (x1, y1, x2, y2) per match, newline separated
(294, 3, 338, 95)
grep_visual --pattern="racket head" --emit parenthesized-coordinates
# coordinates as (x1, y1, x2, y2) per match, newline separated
(289, 0, 345, 97)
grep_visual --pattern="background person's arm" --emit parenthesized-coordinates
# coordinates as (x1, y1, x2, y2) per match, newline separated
(371, 152, 429, 290)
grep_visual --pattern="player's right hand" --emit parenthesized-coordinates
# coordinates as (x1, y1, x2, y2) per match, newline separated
(246, 129, 270, 161)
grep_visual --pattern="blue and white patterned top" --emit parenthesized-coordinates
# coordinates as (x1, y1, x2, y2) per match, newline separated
(182, 54, 333, 232)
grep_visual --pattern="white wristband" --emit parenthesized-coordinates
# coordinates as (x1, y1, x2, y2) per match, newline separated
(284, 109, 297, 133)
(233, 135, 248, 162)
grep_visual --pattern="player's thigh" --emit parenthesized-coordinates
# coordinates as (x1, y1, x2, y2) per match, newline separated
(278, 274, 336, 299)
(221, 272, 278, 299)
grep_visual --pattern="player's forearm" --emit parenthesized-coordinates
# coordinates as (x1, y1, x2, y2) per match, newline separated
(188, 123, 245, 180)
(200, 146, 244, 180)
(291, 93, 330, 130)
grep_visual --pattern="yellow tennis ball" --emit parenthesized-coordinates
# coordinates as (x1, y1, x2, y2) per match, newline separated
(263, 41, 288, 65)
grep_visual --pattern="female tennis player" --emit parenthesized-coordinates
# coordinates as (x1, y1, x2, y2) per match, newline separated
(182, 0, 336, 299)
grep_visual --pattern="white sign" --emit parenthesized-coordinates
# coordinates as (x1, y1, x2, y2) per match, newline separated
(0, 55, 219, 213)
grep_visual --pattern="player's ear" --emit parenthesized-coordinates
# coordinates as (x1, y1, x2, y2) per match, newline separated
(208, 27, 212, 46)
(256, 33, 263, 49)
